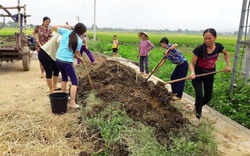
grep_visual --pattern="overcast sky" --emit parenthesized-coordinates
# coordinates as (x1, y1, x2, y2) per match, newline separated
(0, 0, 242, 32)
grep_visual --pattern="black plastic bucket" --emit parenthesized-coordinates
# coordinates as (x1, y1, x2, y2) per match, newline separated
(49, 92, 68, 114)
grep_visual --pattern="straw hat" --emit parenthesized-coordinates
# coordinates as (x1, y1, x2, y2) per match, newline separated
(138, 32, 149, 39)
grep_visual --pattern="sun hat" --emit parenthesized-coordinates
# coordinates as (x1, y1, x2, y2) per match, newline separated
(138, 32, 149, 39)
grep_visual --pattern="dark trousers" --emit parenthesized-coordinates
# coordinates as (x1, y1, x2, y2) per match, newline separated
(112, 48, 118, 53)
(192, 74, 214, 116)
(171, 61, 188, 98)
(139, 56, 149, 74)
(38, 49, 59, 78)
(56, 60, 78, 86)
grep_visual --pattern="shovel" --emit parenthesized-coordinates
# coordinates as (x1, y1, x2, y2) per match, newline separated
(165, 70, 225, 84)
(82, 62, 94, 90)
(145, 44, 178, 83)
(144, 56, 168, 83)
(79, 59, 94, 90)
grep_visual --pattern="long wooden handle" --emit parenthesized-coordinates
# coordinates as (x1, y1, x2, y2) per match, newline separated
(145, 57, 166, 82)
(145, 44, 178, 82)
(81, 61, 94, 89)
(165, 70, 225, 84)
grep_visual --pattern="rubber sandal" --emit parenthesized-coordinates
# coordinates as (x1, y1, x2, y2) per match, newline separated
(69, 104, 80, 109)
(41, 74, 45, 78)
(172, 96, 181, 101)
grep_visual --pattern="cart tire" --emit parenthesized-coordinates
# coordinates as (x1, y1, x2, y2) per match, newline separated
(22, 47, 31, 71)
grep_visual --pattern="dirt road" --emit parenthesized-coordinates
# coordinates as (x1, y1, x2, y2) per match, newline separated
(0, 60, 51, 113)
(1, 56, 250, 156)
(0, 59, 85, 155)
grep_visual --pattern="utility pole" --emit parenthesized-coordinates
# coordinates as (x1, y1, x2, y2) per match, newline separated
(93, 0, 96, 40)
(229, 0, 250, 94)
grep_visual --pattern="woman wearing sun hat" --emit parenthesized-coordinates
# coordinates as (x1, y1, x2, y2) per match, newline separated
(137, 32, 154, 76)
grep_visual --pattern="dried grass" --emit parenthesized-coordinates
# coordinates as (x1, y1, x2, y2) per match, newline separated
(0, 109, 93, 156)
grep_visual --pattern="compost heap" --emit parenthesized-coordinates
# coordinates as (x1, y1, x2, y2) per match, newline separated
(76, 59, 190, 151)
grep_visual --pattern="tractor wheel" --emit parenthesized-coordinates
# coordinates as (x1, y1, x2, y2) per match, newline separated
(22, 46, 31, 71)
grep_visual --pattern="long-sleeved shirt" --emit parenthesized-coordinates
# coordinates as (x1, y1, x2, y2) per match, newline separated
(165, 44, 186, 65)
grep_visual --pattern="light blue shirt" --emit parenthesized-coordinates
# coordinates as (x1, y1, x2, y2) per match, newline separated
(56, 28, 82, 62)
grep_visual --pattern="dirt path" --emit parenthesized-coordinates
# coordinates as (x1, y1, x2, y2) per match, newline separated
(0, 60, 51, 113)
(182, 95, 250, 156)
(1, 54, 250, 156)
(180, 98, 250, 156)
(0, 58, 88, 155)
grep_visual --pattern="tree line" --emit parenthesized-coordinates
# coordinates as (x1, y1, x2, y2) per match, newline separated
(1, 21, 239, 35)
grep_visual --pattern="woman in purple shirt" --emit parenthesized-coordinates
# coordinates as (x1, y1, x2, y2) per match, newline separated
(137, 32, 154, 75)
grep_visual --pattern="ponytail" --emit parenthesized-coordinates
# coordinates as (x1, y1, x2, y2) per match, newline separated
(68, 22, 87, 53)
(68, 32, 78, 53)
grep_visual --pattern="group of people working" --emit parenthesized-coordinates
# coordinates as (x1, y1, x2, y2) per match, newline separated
(33, 17, 90, 109)
(33, 16, 231, 120)
(137, 29, 231, 119)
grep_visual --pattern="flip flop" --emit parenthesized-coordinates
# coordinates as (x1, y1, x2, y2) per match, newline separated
(54, 88, 61, 91)
(69, 104, 80, 109)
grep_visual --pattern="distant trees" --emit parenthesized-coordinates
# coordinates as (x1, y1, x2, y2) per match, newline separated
(93, 27, 209, 35)
(1, 21, 35, 28)
(6, 21, 18, 27)
(1, 20, 238, 35)
(90, 24, 98, 30)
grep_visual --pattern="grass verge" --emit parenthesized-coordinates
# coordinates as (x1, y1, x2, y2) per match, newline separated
(79, 92, 219, 156)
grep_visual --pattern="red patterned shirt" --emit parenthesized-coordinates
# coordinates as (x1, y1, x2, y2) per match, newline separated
(193, 42, 224, 72)
(34, 25, 53, 46)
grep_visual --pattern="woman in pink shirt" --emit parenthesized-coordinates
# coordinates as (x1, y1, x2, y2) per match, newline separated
(137, 32, 154, 75)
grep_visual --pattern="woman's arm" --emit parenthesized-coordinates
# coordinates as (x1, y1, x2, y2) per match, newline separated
(74, 51, 83, 63)
(170, 44, 178, 50)
(49, 28, 53, 38)
(189, 55, 198, 79)
(116, 40, 119, 48)
(52, 25, 72, 32)
(52, 25, 59, 32)
(33, 26, 39, 44)
(137, 46, 140, 58)
(222, 49, 231, 72)
(148, 40, 154, 51)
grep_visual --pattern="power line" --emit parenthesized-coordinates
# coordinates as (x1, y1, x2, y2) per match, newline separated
(93, 0, 96, 40)
(80, 0, 93, 23)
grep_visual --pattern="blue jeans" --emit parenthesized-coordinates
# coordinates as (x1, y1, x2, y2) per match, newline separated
(139, 56, 149, 74)
(170, 61, 189, 98)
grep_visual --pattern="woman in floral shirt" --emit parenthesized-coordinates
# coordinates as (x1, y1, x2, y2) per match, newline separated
(153, 37, 188, 100)
(33, 16, 53, 78)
